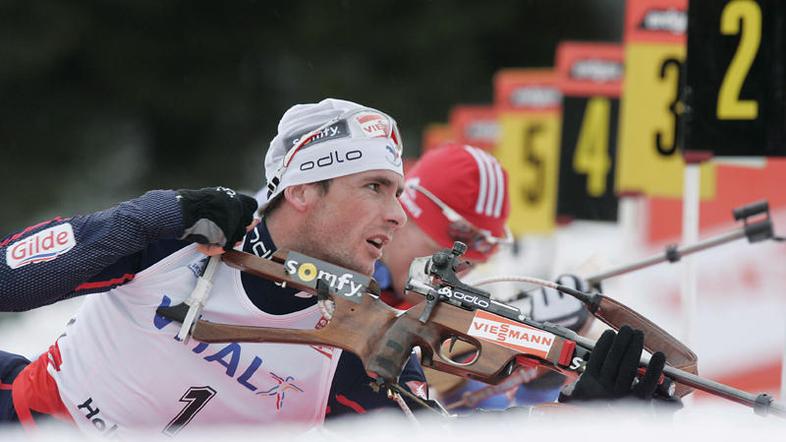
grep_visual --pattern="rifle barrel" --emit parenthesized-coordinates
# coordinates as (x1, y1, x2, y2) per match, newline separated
(566, 331, 785, 417)
(662, 364, 786, 418)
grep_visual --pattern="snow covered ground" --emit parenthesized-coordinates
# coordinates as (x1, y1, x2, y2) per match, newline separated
(1, 404, 784, 441)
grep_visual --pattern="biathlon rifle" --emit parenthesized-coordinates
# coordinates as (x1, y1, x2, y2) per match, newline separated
(157, 240, 786, 418)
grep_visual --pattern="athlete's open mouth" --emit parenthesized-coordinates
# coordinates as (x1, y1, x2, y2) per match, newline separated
(367, 239, 382, 249)
(366, 235, 389, 250)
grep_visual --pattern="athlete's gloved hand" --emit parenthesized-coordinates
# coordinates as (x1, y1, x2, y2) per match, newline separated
(176, 187, 257, 250)
(528, 274, 591, 333)
(560, 326, 667, 402)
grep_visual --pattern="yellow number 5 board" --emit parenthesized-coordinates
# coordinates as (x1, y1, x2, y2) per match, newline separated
(493, 69, 562, 234)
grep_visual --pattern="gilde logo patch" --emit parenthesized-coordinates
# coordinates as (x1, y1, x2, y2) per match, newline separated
(7, 223, 76, 269)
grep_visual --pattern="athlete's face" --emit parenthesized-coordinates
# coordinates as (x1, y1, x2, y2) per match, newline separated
(297, 170, 406, 275)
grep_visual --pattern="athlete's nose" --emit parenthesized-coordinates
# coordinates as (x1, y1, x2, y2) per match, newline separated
(386, 196, 407, 230)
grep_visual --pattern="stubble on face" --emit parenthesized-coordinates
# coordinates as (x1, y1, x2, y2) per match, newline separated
(283, 171, 405, 277)
(290, 197, 373, 276)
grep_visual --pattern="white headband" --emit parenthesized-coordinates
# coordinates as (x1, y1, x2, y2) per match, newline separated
(258, 98, 404, 208)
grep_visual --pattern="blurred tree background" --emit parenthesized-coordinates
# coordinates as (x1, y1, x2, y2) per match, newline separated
(0, 0, 622, 233)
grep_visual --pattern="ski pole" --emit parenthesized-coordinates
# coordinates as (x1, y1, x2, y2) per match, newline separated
(586, 200, 781, 287)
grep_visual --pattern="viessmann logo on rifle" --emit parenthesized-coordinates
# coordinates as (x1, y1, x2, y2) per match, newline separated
(285, 251, 370, 302)
(468, 310, 555, 359)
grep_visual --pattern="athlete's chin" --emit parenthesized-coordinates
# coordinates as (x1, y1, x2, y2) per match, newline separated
(327, 252, 375, 277)
(350, 253, 377, 276)
(350, 258, 375, 276)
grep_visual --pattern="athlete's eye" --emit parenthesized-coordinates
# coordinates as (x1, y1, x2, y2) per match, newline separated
(366, 183, 381, 192)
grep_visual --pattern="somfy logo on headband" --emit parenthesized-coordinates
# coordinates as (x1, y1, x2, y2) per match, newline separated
(284, 120, 350, 151)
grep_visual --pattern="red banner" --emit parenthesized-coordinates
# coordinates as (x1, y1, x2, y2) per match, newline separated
(494, 69, 561, 114)
(449, 105, 498, 151)
(557, 42, 624, 97)
(625, 0, 687, 44)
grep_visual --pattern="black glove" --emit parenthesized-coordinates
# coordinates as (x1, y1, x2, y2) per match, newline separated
(561, 326, 666, 401)
(176, 187, 257, 250)
(528, 274, 591, 332)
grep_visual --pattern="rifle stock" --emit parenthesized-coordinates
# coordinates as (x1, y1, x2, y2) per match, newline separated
(192, 289, 576, 384)
(194, 250, 623, 384)
(155, 249, 786, 418)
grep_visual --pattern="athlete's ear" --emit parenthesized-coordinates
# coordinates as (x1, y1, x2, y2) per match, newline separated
(283, 184, 319, 212)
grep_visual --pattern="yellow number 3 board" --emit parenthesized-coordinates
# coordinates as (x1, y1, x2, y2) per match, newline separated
(616, 0, 716, 199)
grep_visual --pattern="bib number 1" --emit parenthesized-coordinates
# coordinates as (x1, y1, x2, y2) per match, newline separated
(163, 386, 217, 437)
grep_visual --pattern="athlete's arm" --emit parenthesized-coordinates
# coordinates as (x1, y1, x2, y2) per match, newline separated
(0, 187, 257, 312)
(0, 190, 185, 311)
